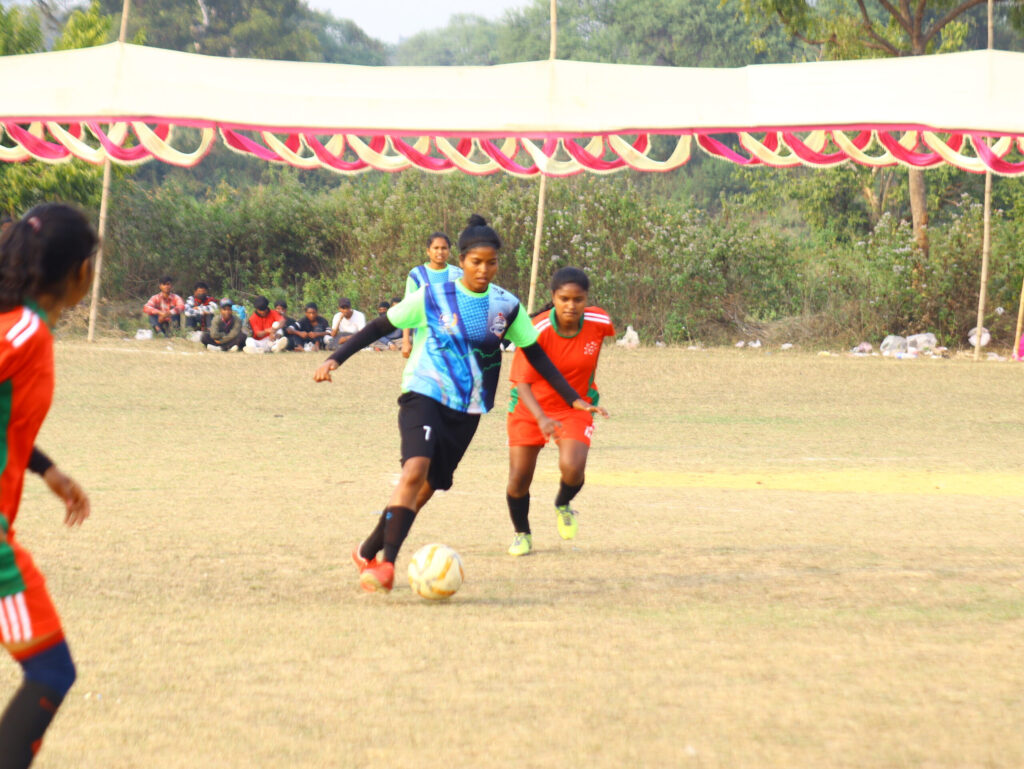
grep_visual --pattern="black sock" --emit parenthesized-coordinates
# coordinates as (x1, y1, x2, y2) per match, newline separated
(359, 509, 389, 561)
(0, 679, 64, 769)
(382, 506, 416, 563)
(507, 493, 531, 534)
(554, 480, 584, 508)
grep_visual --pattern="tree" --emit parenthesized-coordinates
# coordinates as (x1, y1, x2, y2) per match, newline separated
(1, 4, 43, 55)
(733, 0, 1024, 260)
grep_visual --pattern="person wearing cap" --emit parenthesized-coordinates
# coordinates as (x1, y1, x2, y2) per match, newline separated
(183, 281, 217, 333)
(326, 297, 365, 350)
(243, 295, 288, 354)
(202, 298, 247, 351)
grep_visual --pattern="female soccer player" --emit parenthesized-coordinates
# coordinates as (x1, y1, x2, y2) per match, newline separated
(400, 231, 463, 358)
(0, 204, 96, 768)
(314, 215, 603, 592)
(505, 267, 615, 556)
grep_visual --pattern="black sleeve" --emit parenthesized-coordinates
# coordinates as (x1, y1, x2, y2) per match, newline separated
(326, 314, 398, 366)
(28, 447, 54, 476)
(522, 343, 581, 407)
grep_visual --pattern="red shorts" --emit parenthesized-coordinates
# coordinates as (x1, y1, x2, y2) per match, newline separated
(1, 538, 64, 661)
(507, 405, 595, 447)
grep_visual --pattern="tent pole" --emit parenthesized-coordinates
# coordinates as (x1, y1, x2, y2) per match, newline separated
(974, 169, 992, 360)
(973, 0, 995, 361)
(526, 0, 557, 314)
(87, 160, 112, 342)
(1013, 273, 1024, 360)
(86, 0, 131, 343)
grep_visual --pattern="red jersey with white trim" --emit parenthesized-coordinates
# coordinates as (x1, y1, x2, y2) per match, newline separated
(509, 306, 614, 414)
(0, 306, 53, 531)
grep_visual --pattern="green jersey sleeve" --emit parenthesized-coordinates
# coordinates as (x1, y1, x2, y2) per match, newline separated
(387, 287, 428, 329)
(404, 274, 417, 297)
(506, 306, 539, 348)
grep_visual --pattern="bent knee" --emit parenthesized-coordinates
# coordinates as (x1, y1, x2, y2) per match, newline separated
(21, 640, 76, 698)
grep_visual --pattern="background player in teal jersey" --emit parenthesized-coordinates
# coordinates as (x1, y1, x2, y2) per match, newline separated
(400, 231, 463, 358)
(314, 215, 603, 593)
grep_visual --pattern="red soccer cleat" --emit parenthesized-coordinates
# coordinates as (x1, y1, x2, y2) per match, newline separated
(352, 546, 380, 574)
(359, 560, 395, 593)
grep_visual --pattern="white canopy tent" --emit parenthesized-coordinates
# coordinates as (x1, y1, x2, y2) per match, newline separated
(1, 43, 1023, 175)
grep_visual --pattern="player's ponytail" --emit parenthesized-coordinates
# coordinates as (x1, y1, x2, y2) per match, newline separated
(0, 204, 97, 313)
(457, 214, 502, 254)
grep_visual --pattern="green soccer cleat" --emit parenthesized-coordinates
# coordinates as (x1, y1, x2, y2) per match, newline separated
(555, 505, 578, 540)
(507, 532, 533, 556)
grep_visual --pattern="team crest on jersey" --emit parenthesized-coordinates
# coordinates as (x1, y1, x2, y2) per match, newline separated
(490, 312, 507, 337)
(584, 341, 599, 355)
(438, 312, 459, 334)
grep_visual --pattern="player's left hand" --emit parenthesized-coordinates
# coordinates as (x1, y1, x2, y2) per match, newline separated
(42, 466, 91, 527)
(572, 398, 609, 418)
(314, 359, 338, 382)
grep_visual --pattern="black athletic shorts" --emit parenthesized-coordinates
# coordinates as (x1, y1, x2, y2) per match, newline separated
(397, 391, 481, 491)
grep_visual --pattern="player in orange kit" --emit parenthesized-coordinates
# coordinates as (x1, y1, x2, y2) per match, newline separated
(0, 204, 96, 768)
(505, 267, 614, 555)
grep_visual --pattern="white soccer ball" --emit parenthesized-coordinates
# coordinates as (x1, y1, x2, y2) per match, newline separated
(407, 544, 464, 600)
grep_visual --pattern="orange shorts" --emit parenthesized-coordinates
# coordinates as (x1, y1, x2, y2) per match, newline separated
(507, 406, 595, 447)
(1, 538, 64, 661)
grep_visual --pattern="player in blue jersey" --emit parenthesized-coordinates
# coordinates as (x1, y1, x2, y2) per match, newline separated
(314, 214, 605, 592)
(400, 231, 463, 358)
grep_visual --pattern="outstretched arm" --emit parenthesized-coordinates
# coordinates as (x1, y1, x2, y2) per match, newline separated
(314, 314, 398, 382)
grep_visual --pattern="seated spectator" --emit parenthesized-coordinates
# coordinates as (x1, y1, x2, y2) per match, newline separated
(243, 295, 288, 354)
(326, 296, 365, 349)
(274, 299, 298, 350)
(184, 281, 217, 332)
(290, 302, 330, 351)
(202, 298, 247, 351)
(372, 301, 402, 351)
(143, 276, 185, 337)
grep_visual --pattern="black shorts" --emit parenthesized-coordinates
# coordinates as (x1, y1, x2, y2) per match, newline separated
(397, 391, 480, 491)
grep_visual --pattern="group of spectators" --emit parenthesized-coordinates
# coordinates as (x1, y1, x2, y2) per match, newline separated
(143, 277, 402, 353)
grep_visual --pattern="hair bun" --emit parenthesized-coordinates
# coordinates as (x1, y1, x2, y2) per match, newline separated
(466, 214, 488, 227)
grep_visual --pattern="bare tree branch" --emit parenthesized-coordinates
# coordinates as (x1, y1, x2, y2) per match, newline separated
(854, 0, 902, 56)
(854, 0, 903, 52)
(913, 0, 928, 33)
(923, 0, 995, 46)
(872, 0, 913, 36)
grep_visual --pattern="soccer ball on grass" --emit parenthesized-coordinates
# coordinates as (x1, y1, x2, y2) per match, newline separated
(407, 544, 464, 600)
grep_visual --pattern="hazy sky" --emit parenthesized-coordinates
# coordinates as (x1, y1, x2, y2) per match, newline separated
(306, 0, 528, 43)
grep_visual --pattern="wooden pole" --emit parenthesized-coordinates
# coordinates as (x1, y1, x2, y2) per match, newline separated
(1013, 273, 1024, 360)
(526, 0, 557, 314)
(973, 0, 995, 360)
(974, 169, 993, 360)
(87, 0, 131, 342)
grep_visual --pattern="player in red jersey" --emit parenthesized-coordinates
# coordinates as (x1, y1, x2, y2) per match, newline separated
(0, 205, 96, 769)
(505, 267, 614, 555)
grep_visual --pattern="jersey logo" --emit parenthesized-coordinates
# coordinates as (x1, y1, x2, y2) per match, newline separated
(490, 312, 507, 337)
(5, 309, 40, 349)
(438, 312, 459, 334)
(584, 340, 599, 355)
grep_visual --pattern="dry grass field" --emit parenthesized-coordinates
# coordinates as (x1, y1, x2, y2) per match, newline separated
(5, 341, 1023, 769)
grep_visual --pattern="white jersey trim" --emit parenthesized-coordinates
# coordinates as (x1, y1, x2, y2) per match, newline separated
(5, 308, 41, 349)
